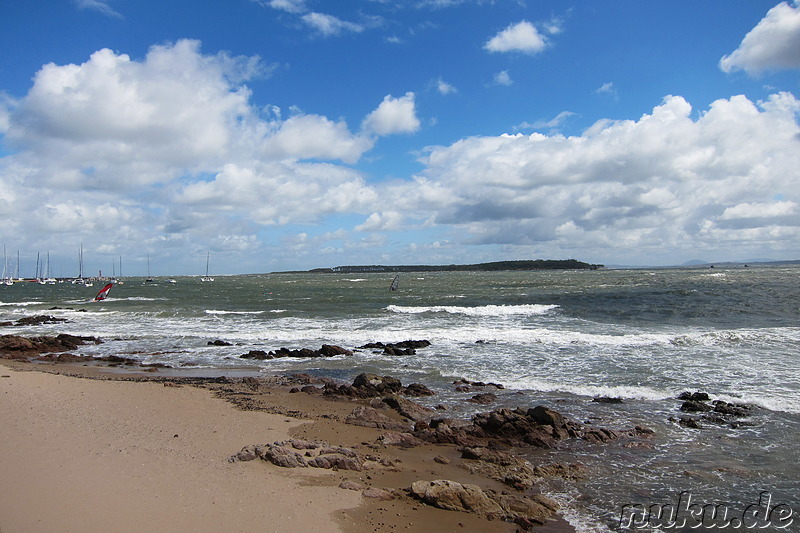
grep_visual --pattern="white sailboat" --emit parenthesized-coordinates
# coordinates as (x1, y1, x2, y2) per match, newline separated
(201, 251, 214, 282)
(2, 246, 13, 286)
(145, 255, 155, 283)
(44, 252, 57, 284)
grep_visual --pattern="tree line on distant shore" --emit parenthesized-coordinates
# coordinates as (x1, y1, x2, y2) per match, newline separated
(305, 259, 603, 273)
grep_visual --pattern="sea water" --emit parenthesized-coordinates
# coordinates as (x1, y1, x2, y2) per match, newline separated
(2, 264, 798, 531)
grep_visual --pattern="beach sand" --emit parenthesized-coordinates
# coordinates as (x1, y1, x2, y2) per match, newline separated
(1, 361, 574, 533)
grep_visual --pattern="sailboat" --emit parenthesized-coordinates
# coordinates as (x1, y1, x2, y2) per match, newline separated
(73, 243, 89, 285)
(2, 246, 13, 286)
(145, 255, 155, 283)
(201, 251, 214, 282)
(44, 252, 57, 284)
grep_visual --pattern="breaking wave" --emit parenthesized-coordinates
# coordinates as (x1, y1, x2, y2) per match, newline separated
(385, 303, 559, 316)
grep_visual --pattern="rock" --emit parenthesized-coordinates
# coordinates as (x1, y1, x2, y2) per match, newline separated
(496, 493, 559, 525)
(307, 453, 363, 471)
(409, 480, 504, 518)
(678, 391, 710, 402)
(339, 480, 365, 491)
(358, 340, 431, 351)
(208, 339, 232, 346)
(0, 334, 102, 359)
(352, 373, 403, 393)
(345, 407, 411, 432)
(5, 315, 68, 327)
(362, 488, 397, 500)
(680, 400, 712, 413)
(712, 400, 751, 417)
(403, 383, 436, 396)
(377, 431, 426, 448)
(240, 350, 270, 360)
(242, 376, 260, 390)
(467, 393, 497, 404)
(260, 445, 308, 468)
(318, 344, 353, 357)
(592, 396, 624, 404)
(380, 395, 435, 422)
(233, 445, 259, 462)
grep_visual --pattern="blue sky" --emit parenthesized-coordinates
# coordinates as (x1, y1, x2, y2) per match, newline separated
(1, 0, 799, 276)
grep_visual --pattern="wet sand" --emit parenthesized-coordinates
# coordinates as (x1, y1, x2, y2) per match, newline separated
(0, 360, 574, 533)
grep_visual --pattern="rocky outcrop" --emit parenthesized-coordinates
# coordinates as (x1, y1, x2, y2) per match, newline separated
(0, 315, 68, 327)
(411, 405, 645, 450)
(345, 406, 412, 432)
(240, 344, 353, 360)
(0, 333, 102, 359)
(357, 340, 431, 356)
(323, 373, 436, 399)
(672, 391, 756, 429)
(408, 479, 558, 528)
(231, 439, 363, 471)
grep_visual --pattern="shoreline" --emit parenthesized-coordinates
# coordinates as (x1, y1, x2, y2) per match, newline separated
(1, 357, 580, 533)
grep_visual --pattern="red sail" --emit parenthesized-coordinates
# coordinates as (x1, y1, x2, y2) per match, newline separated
(94, 282, 114, 301)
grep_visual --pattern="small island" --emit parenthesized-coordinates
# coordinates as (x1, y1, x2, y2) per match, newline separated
(303, 259, 603, 274)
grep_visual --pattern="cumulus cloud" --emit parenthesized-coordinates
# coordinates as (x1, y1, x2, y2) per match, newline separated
(720, 2, 800, 74)
(401, 92, 800, 261)
(361, 92, 421, 135)
(485, 21, 548, 54)
(0, 39, 389, 267)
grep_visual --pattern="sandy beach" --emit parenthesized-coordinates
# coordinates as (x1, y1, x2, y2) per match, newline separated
(1, 359, 579, 533)
(0, 364, 364, 533)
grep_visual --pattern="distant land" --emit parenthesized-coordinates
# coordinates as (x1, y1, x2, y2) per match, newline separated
(290, 259, 604, 274)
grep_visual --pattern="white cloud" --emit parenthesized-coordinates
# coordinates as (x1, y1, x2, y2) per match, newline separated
(485, 21, 548, 54)
(404, 93, 800, 261)
(261, 114, 374, 164)
(302, 12, 364, 36)
(720, 2, 800, 74)
(74, 0, 122, 18)
(494, 70, 513, 86)
(435, 78, 457, 95)
(0, 39, 390, 269)
(355, 211, 404, 232)
(361, 92, 421, 135)
(264, 0, 306, 13)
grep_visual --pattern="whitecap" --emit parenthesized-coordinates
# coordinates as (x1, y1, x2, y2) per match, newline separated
(385, 303, 559, 316)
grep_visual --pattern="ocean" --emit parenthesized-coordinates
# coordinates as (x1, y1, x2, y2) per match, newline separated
(2, 264, 798, 531)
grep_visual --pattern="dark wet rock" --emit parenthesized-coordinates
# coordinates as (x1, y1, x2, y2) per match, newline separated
(403, 383, 435, 396)
(680, 400, 712, 413)
(0, 315, 69, 327)
(0, 334, 102, 359)
(208, 339, 232, 346)
(413, 405, 624, 450)
(345, 406, 412, 432)
(712, 400, 751, 418)
(325, 373, 404, 398)
(678, 391, 710, 402)
(241, 345, 353, 360)
(358, 340, 431, 356)
(673, 416, 702, 429)
(592, 396, 624, 404)
(240, 350, 270, 360)
(454, 378, 505, 390)
(467, 393, 497, 404)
